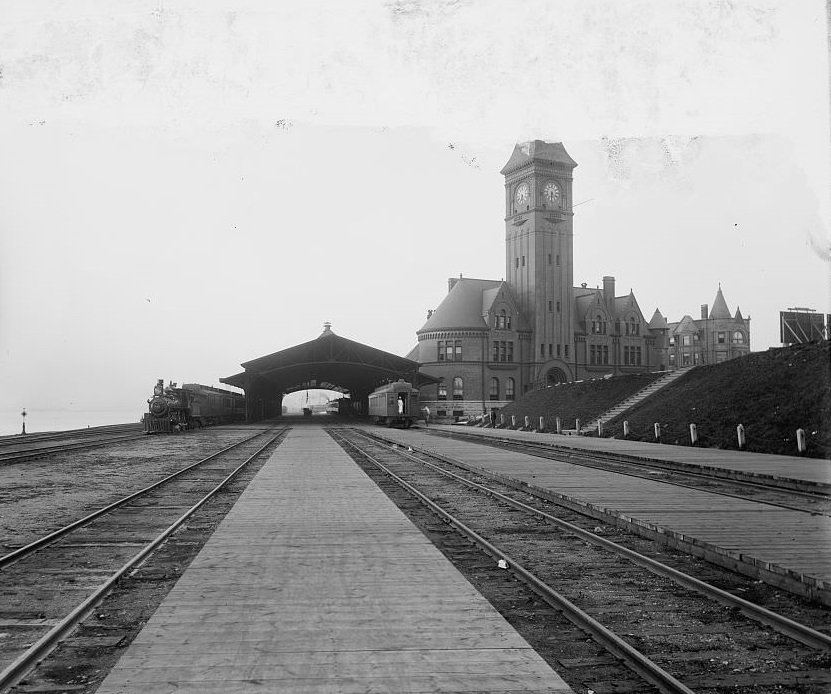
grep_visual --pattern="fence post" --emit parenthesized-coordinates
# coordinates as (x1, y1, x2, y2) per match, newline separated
(623, 421, 629, 438)
(539, 416, 545, 432)
(511, 415, 517, 428)
(500, 414, 505, 427)
(737, 423, 745, 450)
(796, 428, 806, 454)
(597, 420, 603, 437)
(575, 418, 581, 435)
(654, 422, 661, 441)
(524, 415, 530, 429)
(556, 416, 562, 434)
(689, 423, 698, 445)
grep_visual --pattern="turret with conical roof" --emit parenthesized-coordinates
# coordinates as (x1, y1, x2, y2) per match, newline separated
(709, 285, 732, 320)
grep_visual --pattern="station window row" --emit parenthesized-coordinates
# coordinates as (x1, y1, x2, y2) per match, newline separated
(493, 340, 514, 362)
(437, 340, 462, 361)
(489, 377, 516, 401)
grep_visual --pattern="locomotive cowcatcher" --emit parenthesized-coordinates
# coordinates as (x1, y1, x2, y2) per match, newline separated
(143, 379, 246, 433)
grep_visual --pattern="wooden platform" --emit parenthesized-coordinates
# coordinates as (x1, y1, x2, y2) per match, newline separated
(379, 426, 831, 604)
(429, 424, 831, 489)
(95, 427, 574, 693)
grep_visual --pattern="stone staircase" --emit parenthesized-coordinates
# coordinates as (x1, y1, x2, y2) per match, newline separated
(579, 367, 695, 435)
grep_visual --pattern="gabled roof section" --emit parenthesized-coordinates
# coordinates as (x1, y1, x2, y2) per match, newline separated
(575, 288, 602, 319)
(671, 315, 698, 335)
(418, 277, 503, 332)
(500, 140, 578, 175)
(221, 326, 439, 393)
(709, 286, 732, 319)
(734, 306, 744, 321)
(615, 290, 643, 318)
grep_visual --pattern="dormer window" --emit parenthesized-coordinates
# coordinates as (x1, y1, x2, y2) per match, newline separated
(591, 314, 607, 335)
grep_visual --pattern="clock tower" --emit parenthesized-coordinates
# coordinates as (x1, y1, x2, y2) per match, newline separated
(501, 141, 577, 383)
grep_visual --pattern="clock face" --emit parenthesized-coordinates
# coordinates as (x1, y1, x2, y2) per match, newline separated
(543, 180, 561, 204)
(515, 183, 530, 206)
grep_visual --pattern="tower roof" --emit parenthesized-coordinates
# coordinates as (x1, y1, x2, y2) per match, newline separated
(709, 286, 732, 319)
(500, 140, 577, 175)
(418, 278, 503, 332)
(648, 308, 668, 329)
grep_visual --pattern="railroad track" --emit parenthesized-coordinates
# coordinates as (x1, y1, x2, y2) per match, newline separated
(332, 427, 831, 693)
(0, 427, 288, 692)
(0, 425, 148, 466)
(428, 428, 831, 515)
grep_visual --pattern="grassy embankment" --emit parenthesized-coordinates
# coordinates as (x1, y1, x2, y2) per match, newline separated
(497, 341, 830, 458)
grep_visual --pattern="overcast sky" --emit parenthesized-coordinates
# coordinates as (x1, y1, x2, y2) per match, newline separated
(1, 0, 829, 421)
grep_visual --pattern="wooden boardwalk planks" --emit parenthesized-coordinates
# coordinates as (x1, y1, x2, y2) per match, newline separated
(95, 427, 574, 694)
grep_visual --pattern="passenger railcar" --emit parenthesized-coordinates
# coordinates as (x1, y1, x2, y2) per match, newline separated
(368, 379, 420, 428)
(142, 379, 245, 433)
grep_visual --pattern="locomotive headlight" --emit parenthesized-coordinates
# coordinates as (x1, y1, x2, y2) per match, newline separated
(149, 397, 169, 416)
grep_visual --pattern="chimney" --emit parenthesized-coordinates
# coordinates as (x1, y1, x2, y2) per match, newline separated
(700, 304, 708, 320)
(603, 276, 615, 318)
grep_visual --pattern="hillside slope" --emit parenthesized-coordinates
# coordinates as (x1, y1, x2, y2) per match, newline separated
(498, 372, 664, 430)
(604, 341, 830, 458)
(496, 341, 830, 458)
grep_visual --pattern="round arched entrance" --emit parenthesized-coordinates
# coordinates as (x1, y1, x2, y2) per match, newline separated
(546, 367, 568, 385)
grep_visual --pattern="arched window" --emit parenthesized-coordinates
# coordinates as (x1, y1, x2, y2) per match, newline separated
(592, 314, 607, 335)
(506, 377, 515, 400)
(626, 317, 640, 336)
(489, 377, 499, 400)
(437, 379, 447, 400)
(733, 331, 744, 344)
(452, 377, 464, 400)
(496, 308, 512, 330)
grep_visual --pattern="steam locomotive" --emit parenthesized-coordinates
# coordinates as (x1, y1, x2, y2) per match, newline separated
(368, 379, 421, 428)
(142, 379, 246, 433)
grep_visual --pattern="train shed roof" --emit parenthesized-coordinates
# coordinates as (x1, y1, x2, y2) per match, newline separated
(220, 323, 439, 397)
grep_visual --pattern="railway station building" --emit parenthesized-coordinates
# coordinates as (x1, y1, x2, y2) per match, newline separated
(408, 140, 749, 419)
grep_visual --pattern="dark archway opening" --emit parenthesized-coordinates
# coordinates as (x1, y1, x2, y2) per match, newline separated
(546, 367, 567, 385)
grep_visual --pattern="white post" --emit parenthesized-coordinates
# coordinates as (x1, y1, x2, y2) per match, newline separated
(524, 415, 530, 429)
(500, 414, 505, 427)
(556, 416, 562, 434)
(511, 415, 517, 427)
(689, 423, 698, 445)
(737, 423, 745, 450)
(597, 420, 603, 437)
(623, 420, 629, 437)
(654, 422, 661, 440)
(539, 416, 545, 431)
(575, 418, 581, 435)
(796, 428, 806, 454)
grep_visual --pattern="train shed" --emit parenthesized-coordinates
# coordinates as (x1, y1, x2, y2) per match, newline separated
(220, 323, 438, 422)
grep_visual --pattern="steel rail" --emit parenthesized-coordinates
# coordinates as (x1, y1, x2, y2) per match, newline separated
(0, 434, 148, 465)
(0, 429, 277, 569)
(360, 429, 831, 652)
(0, 430, 285, 693)
(361, 429, 831, 652)
(333, 430, 697, 694)
(438, 428, 830, 497)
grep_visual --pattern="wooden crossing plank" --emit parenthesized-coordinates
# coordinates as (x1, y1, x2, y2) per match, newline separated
(95, 428, 574, 694)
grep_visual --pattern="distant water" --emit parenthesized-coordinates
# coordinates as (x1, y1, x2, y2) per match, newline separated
(0, 410, 142, 436)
